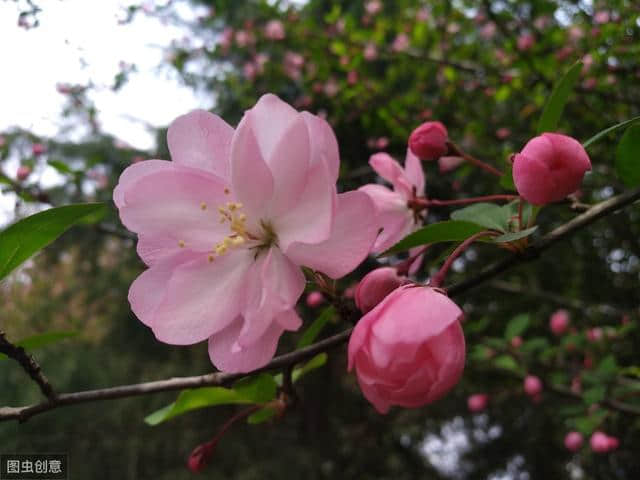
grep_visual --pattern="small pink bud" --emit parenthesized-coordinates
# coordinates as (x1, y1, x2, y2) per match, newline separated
(517, 33, 535, 51)
(496, 127, 511, 139)
(375, 137, 389, 150)
(355, 267, 405, 314)
(590, 431, 611, 453)
(408, 121, 449, 160)
(264, 19, 285, 40)
(524, 375, 543, 396)
(347, 70, 358, 85)
(187, 442, 216, 473)
(32, 143, 46, 155)
(16, 165, 32, 181)
(306, 291, 325, 308)
(564, 431, 584, 452)
(550, 309, 570, 335)
(511, 336, 523, 348)
(348, 285, 465, 413)
(363, 43, 378, 61)
(512, 133, 591, 205)
(438, 156, 464, 173)
(586, 327, 603, 343)
(467, 393, 489, 412)
(606, 436, 619, 451)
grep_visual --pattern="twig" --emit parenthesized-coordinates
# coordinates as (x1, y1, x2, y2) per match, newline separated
(0, 332, 56, 402)
(1, 187, 639, 422)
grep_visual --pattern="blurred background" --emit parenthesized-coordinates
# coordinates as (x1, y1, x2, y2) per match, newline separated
(1, 0, 639, 478)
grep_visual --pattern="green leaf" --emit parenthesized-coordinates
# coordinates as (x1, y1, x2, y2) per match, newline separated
(381, 221, 487, 256)
(450, 203, 508, 232)
(615, 124, 640, 186)
(247, 406, 278, 425)
(0, 331, 78, 360)
(537, 61, 582, 133)
(583, 115, 640, 149)
(144, 373, 277, 426)
(492, 354, 520, 372)
(504, 314, 530, 340)
(583, 386, 607, 406)
(492, 226, 538, 243)
(0, 203, 106, 280)
(521, 337, 550, 353)
(292, 353, 328, 383)
(296, 306, 335, 348)
(570, 409, 607, 435)
(47, 160, 75, 175)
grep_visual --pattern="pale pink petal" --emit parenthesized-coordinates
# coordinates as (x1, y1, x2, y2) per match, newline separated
(113, 160, 171, 208)
(167, 109, 234, 180)
(149, 249, 254, 345)
(276, 309, 303, 331)
(230, 112, 275, 221)
(404, 149, 425, 196)
(136, 234, 183, 266)
(274, 162, 336, 250)
(247, 93, 300, 161)
(369, 153, 412, 199)
(302, 112, 340, 181)
(117, 166, 230, 252)
(284, 191, 377, 278)
(208, 318, 284, 373)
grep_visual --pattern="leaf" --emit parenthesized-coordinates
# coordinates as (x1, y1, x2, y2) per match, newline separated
(583, 386, 607, 406)
(492, 226, 538, 243)
(144, 373, 277, 426)
(537, 61, 582, 133)
(292, 353, 328, 383)
(492, 355, 520, 372)
(247, 406, 278, 425)
(504, 314, 530, 340)
(0, 331, 78, 360)
(615, 124, 640, 186)
(521, 337, 550, 353)
(0, 203, 106, 280)
(47, 160, 75, 175)
(381, 221, 487, 256)
(570, 409, 607, 435)
(450, 203, 508, 232)
(296, 306, 335, 348)
(583, 115, 640, 148)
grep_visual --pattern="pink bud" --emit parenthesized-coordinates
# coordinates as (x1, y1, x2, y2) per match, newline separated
(550, 309, 570, 335)
(408, 121, 449, 160)
(496, 127, 511, 139)
(363, 43, 378, 61)
(606, 436, 619, 451)
(564, 431, 584, 452)
(590, 431, 611, 453)
(467, 393, 489, 412)
(355, 267, 405, 314)
(511, 336, 523, 348)
(512, 133, 591, 205)
(524, 375, 543, 396)
(348, 285, 465, 413)
(306, 291, 325, 308)
(517, 33, 535, 51)
(347, 70, 358, 85)
(16, 165, 32, 181)
(391, 33, 410, 52)
(187, 442, 216, 473)
(586, 327, 603, 342)
(264, 19, 285, 40)
(32, 143, 46, 155)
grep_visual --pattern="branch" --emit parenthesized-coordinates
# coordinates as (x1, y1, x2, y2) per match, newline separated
(2, 187, 639, 422)
(0, 332, 56, 402)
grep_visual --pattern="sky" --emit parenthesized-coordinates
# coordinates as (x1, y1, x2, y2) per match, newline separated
(0, 0, 210, 223)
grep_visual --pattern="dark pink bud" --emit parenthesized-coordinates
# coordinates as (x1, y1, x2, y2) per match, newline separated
(512, 133, 591, 205)
(32, 143, 46, 155)
(355, 267, 405, 314)
(564, 431, 584, 452)
(517, 33, 535, 51)
(348, 285, 465, 413)
(16, 165, 32, 181)
(408, 121, 449, 160)
(511, 336, 523, 348)
(590, 431, 611, 453)
(467, 393, 489, 412)
(586, 327, 603, 342)
(524, 375, 543, 396)
(606, 436, 619, 451)
(306, 291, 325, 308)
(187, 442, 216, 473)
(550, 309, 570, 335)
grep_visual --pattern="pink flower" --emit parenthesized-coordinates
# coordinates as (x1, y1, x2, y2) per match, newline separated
(512, 133, 591, 205)
(590, 431, 618, 453)
(32, 143, 47, 155)
(365, 0, 382, 15)
(355, 267, 405, 314)
(358, 150, 425, 253)
(363, 43, 378, 61)
(438, 156, 464, 173)
(16, 165, 32, 181)
(219, 27, 234, 50)
(550, 309, 570, 335)
(348, 285, 465, 413)
(594, 11, 610, 25)
(114, 94, 377, 373)
(324, 78, 339, 97)
(586, 327, 603, 342)
(480, 22, 496, 39)
(347, 70, 358, 85)
(409, 121, 449, 160)
(467, 393, 489, 412)
(517, 33, 535, 51)
(564, 431, 583, 452)
(264, 20, 285, 40)
(391, 33, 410, 52)
(496, 127, 511, 139)
(524, 375, 542, 396)
(306, 291, 325, 308)
(234, 30, 254, 47)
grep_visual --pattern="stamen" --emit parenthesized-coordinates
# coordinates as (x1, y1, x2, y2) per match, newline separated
(208, 254, 215, 263)
(200, 202, 207, 211)
(178, 240, 186, 248)
(223, 187, 230, 195)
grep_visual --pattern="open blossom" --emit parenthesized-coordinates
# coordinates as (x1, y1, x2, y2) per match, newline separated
(359, 150, 425, 253)
(114, 94, 377, 373)
(264, 20, 285, 40)
(348, 285, 465, 413)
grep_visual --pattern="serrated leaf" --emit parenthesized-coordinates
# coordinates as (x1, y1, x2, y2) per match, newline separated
(504, 314, 530, 340)
(615, 124, 640, 186)
(247, 406, 278, 425)
(537, 61, 582, 133)
(493, 226, 538, 243)
(297, 306, 335, 348)
(381, 221, 487, 256)
(450, 203, 508, 232)
(583, 115, 640, 148)
(0, 203, 105, 280)
(0, 331, 78, 360)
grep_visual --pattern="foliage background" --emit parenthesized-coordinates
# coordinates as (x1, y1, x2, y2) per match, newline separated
(1, 0, 639, 478)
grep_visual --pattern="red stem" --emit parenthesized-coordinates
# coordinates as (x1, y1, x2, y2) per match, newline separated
(447, 142, 504, 177)
(430, 231, 499, 288)
(412, 194, 518, 208)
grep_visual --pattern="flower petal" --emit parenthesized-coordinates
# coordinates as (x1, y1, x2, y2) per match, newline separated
(404, 149, 425, 196)
(113, 159, 171, 208)
(167, 109, 234, 180)
(285, 191, 377, 279)
(208, 318, 284, 373)
(302, 112, 340, 181)
(246, 93, 300, 162)
(369, 153, 412, 199)
(149, 248, 254, 345)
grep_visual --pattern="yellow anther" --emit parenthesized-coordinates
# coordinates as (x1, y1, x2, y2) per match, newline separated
(219, 217, 226, 223)
(235, 203, 243, 209)
(178, 240, 186, 248)
(223, 187, 230, 195)
(216, 244, 227, 255)
(223, 237, 233, 247)
(218, 206, 227, 215)
(208, 254, 215, 263)
(238, 213, 247, 222)
(200, 202, 207, 211)
(232, 236, 245, 246)
(227, 202, 238, 211)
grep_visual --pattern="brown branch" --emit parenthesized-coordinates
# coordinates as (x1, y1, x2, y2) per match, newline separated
(0, 331, 56, 402)
(1, 187, 639, 423)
